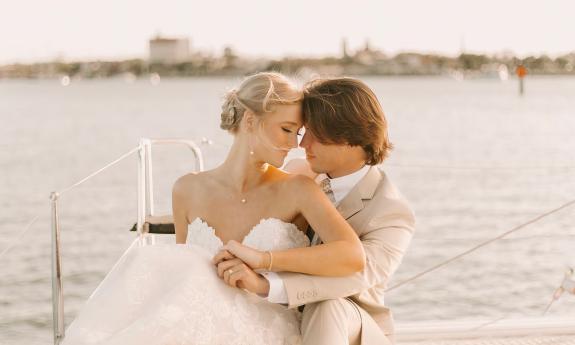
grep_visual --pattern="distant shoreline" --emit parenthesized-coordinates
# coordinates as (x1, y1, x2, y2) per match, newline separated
(3, 74, 575, 83)
(1, 52, 574, 79)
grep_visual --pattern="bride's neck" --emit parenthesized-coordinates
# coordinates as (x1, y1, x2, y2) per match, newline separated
(218, 139, 268, 193)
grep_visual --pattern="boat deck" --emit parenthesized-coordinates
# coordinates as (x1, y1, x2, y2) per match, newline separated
(396, 318, 575, 344)
(399, 335, 575, 345)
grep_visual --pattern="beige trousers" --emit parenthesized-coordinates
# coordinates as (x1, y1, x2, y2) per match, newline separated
(301, 298, 362, 345)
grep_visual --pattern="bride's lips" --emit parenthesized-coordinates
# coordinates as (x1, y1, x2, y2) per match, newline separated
(306, 154, 315, 160)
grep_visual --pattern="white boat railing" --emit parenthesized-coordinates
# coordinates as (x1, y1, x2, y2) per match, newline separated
(49, 138, 204, 345)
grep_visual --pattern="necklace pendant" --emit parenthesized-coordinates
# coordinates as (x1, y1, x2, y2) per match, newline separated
(241, 198, 247, 204)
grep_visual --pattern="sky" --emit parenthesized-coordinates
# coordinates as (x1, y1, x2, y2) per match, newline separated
(1, 0, 573, 64)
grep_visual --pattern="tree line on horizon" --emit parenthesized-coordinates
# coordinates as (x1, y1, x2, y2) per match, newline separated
(1, 51, 574, 79)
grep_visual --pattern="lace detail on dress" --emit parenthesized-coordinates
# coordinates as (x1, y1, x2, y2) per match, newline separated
(186, 217, 310, 255)
(186, 217, 224, 254)
(243, 218, 310, 252)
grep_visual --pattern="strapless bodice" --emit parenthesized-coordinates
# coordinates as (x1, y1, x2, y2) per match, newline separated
(186, 217, 310, 255)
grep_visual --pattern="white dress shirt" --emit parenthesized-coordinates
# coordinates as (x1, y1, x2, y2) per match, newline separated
(262, 165, 370, 304)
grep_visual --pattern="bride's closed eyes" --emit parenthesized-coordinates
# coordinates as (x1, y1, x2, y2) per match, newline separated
(281, 127, 304, 136)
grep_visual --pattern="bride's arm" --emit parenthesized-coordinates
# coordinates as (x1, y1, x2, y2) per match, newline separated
(275, 175, 365, 276)
(221, 175, 365, 277)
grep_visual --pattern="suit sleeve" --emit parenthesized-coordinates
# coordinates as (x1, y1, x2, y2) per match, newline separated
(277, 196, 415, 309)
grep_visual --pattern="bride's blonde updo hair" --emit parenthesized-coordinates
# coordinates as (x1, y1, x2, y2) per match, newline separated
(220, 72, 303, 133)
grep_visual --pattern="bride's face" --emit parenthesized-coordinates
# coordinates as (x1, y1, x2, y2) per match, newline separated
(251, 103, 303, 167)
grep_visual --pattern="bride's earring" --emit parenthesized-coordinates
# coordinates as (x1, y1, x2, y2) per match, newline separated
(249, 135, 255, 155)
(248, 128, 255, 156)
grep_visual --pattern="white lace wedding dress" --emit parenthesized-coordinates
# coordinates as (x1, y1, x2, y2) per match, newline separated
(62, 217, 309, 345)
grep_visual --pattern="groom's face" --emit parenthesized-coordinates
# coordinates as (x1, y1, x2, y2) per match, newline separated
(299, 129, 352, 175)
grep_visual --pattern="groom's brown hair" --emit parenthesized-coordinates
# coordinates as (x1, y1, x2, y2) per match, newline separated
(302, 77, 393, 165)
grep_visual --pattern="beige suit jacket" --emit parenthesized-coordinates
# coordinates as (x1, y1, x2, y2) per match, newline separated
(278, 166, 415, 343)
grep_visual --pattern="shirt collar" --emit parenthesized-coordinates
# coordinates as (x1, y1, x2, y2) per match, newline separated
(315, 165, 370, 205)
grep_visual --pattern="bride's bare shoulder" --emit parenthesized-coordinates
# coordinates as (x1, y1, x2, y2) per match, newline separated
(276, 159, 320, 191)
(282, 158, 317, 179)
(172, 171, 214, 201)
(271, 167, 319, 196)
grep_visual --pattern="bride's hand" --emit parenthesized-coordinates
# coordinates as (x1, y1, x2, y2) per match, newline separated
(222, 240, 268, 270)
(213, 256, 271, 294)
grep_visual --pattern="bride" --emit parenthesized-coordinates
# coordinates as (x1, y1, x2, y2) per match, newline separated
(62, 72, 365, 345)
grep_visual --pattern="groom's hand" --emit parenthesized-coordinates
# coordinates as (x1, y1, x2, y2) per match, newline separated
(213, 251, 270, 296)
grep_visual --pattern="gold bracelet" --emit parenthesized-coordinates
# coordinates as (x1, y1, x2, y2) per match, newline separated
(266, 251, 273, 271)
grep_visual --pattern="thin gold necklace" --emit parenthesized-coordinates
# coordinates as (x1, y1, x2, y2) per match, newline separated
(239, 164, 268, 204)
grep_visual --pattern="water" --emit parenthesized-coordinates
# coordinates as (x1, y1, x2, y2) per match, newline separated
(1, 76, 574, 344)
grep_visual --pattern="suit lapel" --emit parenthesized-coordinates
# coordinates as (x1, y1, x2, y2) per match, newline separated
(337, 187, 364, 220)
(337, 166, 382, 220)
(311, 166, 382, 245)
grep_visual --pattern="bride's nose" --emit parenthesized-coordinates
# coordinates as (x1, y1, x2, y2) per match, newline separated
(288, 133, 299, 149)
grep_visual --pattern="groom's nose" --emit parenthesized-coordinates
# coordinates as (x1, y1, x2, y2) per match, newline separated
(299, 132, 311, 149)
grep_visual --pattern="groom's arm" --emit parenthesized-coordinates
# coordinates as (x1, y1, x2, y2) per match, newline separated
(277, 196, 415, 309)
(261, 271, 289, 303)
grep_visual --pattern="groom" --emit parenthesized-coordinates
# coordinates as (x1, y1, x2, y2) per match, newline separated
(218, 77, 415, 345)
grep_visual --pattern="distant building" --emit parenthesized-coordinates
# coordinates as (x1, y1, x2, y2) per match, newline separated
(222, 46, 238, 68)
(354, 39, 386, 66)
(341, 38, 349, 59)
(149, 36, 190, 64)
